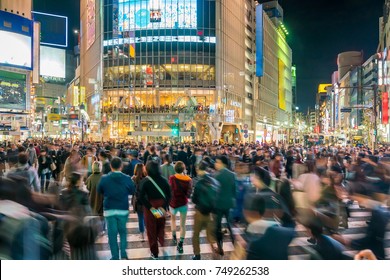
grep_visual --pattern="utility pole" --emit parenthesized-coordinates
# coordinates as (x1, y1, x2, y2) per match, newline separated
(80, 103, 85, 143)
(41, 110, 44, 139)
(373, 84, 378, 151)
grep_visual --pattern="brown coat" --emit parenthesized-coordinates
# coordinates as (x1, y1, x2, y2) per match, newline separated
(86, 172, 103, 216)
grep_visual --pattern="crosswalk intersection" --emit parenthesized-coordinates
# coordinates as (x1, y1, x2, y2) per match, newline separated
(95, 202, 390, 260)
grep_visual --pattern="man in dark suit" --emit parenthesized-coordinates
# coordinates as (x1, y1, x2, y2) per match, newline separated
(214, 155, 237, 255)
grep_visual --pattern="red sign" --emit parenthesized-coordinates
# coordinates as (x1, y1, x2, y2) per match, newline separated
(383, 92, 389, 124)
(69, 114, 79, 120)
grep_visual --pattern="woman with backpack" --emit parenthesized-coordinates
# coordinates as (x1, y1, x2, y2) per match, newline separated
(191, 160, 219, 260)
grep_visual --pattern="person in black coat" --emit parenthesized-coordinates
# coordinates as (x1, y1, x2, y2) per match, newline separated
(38, 149, 53, 193)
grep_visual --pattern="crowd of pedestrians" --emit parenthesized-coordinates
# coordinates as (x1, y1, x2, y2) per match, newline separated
(0, 139, 389, 260)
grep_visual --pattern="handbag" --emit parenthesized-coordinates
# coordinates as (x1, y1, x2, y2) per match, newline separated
(146, 176, 166, 218)
(50, 162, 57, 171)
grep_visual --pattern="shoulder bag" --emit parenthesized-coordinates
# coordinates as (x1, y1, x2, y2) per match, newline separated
(146, 176, 166, 218)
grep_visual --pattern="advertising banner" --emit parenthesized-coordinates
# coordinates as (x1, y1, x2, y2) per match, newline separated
(256, 4, 263, 77)
(278, 59, 286, 110)
(383, 92, 389, 125)
(118, 0, 197, 31)
(87, 0, 96, 50)
(0, 70, 27, 111)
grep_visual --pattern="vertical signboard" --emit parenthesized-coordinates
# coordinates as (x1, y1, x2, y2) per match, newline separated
(383, 92, 389, 125)
(33, 21, 41, 84)
(80, 86, 86, 105)
(73, 86, 79, 106)
(278, 59, 286, 110)
(129, 31, 135, 58)
(256, 4, 263, 77)
(86, 0, 96, 50)
(113, 0, 119, 38)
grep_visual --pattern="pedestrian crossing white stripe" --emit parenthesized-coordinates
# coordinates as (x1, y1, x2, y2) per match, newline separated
(348, 211, 371, 218)
(95, 227, 246, 244)
(126, 217, 229, 228)
(96, 201, 389, 260)
(96, 242, 236, 260)
(128, 210, 197, 219)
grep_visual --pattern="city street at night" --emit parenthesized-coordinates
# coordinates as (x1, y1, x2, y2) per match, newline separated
(0, 0, 390, 271)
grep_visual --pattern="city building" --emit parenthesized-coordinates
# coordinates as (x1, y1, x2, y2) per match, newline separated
(378, 0, 390, 143)
(0, 0, 73, 141)
(75, 0, 292, 143)
(0, 0, 35, 141)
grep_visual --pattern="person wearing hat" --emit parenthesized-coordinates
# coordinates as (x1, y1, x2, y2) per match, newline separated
(123, 150, 141, 177)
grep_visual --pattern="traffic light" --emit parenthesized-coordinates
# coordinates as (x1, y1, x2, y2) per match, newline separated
(235, 128, 239, 134)
(172, 118, 179, 136)
(172, 127, 179, 136)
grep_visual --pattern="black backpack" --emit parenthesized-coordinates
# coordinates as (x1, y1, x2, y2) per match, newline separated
(197, 176, 218, 214)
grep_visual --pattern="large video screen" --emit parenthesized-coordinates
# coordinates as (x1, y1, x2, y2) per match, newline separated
(0, 30, 32, 69)
(0, 71, 26, 111)
(118, 0, 197, 31)
(40, 46, 66, 78)
(32, 11, 68, 47)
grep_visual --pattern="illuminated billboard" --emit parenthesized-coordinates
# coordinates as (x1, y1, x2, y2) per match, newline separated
(256, 4, 263, 77)
(0, 30, 32, 69)
(118, 0, 197, 31)
(0, 70, 27, 111)
(40, 46, 66, 78)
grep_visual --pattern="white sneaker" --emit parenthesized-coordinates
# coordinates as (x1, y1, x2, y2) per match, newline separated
(140, 232, 145, 241)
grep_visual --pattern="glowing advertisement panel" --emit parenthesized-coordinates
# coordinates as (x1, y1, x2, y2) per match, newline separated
(40, 46, 66, 78)
(0, 70, 27, 111)
(278, 59, 286, 110)
(118, 0, 197, 31)
(0, 30, 32, 69)
(256, 4, 264, 77)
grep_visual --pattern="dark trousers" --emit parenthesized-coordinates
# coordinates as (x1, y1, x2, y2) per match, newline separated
(214, 209, 234, 250)
(144, 199, 166, 257)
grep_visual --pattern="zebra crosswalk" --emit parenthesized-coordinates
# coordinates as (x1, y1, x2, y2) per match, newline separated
(95, 202, 390, 260)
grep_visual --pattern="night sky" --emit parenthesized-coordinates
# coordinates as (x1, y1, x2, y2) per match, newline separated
(282, 0, 384, 112)
(33, 0, 384, 112)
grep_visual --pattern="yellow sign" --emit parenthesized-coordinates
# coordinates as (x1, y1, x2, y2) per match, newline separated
(73, 86, 79, 106)
(48, 114, 61, 121)
(318, 84, 332, 94)
(278, 59, 286, 110)
(80, 86, 86, 104)
(36, 97, 46, 105)
(129, 44, 135, 58)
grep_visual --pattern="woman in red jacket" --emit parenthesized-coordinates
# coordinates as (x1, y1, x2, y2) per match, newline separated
(168, 161, 193, 254)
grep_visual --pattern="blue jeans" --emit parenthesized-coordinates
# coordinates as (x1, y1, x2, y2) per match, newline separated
(105, 214, 128, 260)
(137, 211, 145, 233)
(40, 172, 51, 192)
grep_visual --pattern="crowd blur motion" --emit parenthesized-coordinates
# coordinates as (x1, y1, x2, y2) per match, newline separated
(0, 139, 389, 260)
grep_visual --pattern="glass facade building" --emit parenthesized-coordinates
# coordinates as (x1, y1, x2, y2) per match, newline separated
(100, 0, 218, 141)
(77, 0, 293, 143)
